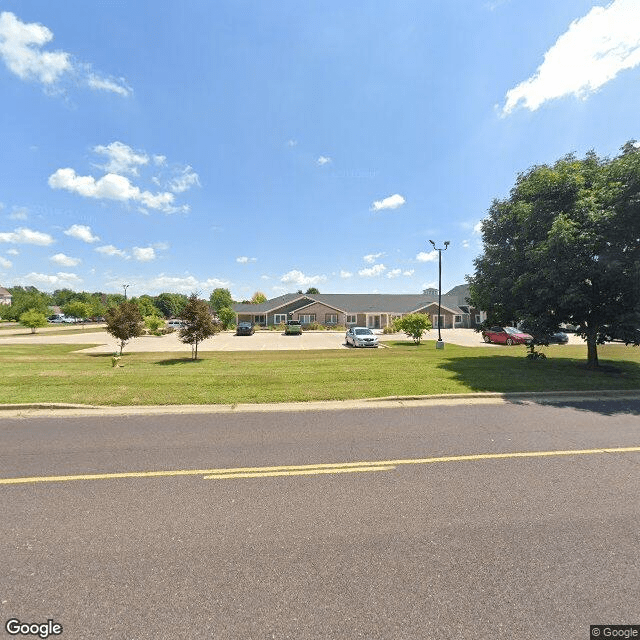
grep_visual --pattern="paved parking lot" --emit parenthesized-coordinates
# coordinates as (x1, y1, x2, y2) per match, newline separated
(0, 325, 587, 353)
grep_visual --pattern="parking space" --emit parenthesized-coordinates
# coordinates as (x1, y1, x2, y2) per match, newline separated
(0, 326, 587, 353)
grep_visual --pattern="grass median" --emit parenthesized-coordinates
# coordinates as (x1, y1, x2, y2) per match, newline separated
(1, 342, 640, 406)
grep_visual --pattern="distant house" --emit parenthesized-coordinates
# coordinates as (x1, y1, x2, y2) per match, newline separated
(0, 286, 12, 306)
(232, 285, 485, 329)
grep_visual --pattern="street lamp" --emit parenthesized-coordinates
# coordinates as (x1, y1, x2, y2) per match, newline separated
(123, 284, 129, 300)
(429, 240, 450, 349)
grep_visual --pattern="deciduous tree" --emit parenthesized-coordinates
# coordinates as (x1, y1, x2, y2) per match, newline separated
(393, 313, 432, 344)
(19, 309, 48, 333)
(179, 294, 221, 359)
(209, 288, 233, 313)
(105, 301, 144, 355)
(469, 144, 640, 368)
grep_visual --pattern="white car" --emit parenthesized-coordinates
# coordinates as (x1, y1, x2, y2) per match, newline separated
(167, 319, 184, 329)
(346, 327, 379, 348)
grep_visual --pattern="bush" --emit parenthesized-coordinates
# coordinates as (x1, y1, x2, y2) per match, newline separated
(144, 315, 165, 335)
(383, 325, 397, 334)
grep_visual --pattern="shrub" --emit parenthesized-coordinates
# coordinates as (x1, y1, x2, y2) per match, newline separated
(144, 315, 165, 335)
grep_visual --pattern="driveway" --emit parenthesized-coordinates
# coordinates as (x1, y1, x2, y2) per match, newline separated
(0, 326, 587, 353)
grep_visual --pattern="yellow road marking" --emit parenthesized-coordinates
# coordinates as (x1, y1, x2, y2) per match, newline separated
(203, 465, 395, 479)
(1, 446, 639, 486)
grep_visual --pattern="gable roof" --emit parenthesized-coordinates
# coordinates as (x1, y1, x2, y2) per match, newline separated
(0, 286, 11, 297)
(233, 290, 476, 316)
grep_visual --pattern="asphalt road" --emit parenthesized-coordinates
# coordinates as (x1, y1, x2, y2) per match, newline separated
(1, 399, 639, 639)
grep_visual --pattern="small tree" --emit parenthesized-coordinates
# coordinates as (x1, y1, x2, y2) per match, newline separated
(217, 306, 236, 330)
(179, 294, 221, 359)
(144, 315, 165, 335)
(105, 301, 144, 355)
(305, 287, 320, 294)
(19, 308, 48, 334)
(393, 313, 432, 344)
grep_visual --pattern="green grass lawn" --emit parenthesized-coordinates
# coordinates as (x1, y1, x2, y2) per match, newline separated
(1, 342, 639, 406)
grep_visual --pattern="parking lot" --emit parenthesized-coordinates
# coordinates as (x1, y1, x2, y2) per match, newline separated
(0, 325, 587, 353)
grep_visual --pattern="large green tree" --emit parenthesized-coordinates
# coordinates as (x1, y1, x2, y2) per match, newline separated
(469, 144, 640, 368)
(209, 288, 234, 313)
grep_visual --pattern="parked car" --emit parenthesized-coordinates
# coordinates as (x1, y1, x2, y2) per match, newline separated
(544, 331, 569, 344)
(167, 319, 184, 329)
(346, 327, 379, 348)
(482, 326, 533, 345)
(285, 320, 302, 335)
(47, 314, 66, 323)
(236, 321, 255, 336)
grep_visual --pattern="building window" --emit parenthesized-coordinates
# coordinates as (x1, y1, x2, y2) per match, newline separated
(299, 314, 316, 324)
(325, 314, 338, 325)
(254, 315, 266, 325)
(454, 315, 462, 323)
(274, 314, 287, 324)
(475, 314, 482, 324)
(346, 314, 357, 324)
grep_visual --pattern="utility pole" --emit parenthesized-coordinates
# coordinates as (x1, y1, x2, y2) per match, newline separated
(123, 284, 129, 300)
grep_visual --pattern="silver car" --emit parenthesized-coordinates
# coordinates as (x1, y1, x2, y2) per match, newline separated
(346, 327, 379, 348)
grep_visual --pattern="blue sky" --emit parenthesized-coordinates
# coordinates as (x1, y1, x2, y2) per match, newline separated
(1, 0, 640, 299)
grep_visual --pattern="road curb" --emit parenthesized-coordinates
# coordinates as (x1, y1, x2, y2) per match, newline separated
(1, 389, 639, 418)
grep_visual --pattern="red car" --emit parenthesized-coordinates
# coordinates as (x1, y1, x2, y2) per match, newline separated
(482, 326, 533, 345)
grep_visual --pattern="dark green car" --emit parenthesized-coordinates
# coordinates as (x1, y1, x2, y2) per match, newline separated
(285, 320, 302, 335)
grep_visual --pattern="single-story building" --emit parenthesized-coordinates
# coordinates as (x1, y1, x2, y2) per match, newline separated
(0, 286, 12, 305)
(232, 285, 486, 330)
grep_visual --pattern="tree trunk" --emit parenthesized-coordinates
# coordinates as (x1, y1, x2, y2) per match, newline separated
(586, 333, 599, 368)
(31, 327, 36, 334)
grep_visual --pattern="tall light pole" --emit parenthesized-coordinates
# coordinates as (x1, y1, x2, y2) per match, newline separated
(123, 284, 129, 300)
(429, 240, 450, 349)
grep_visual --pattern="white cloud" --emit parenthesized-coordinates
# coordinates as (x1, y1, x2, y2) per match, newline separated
(106, 274, 230, 296)
(86, 73, 131, 97)
(133, 246, 156, 262)
(0, 11, 71, 85)
(371, 193, 406, 211)
(21, 271, 82, 287)
(96, 244, 128, 258)
(260, 275, 270, 280)
(363, 252, 384, 264)
(317, 156, 331, 166)
(502, 0, 640, 115)
(0, 227, 54, 245)
(93, 141, 149, 176)
(50, 253, 80, 267)
(358, 264, 386, 277)
(0, 11, 130, 96)
(169, 166, 200, 193)
(9, 208, 28, 220)
(387, 269, 415, 278)
(153, 155, 166, 166)
(0, 256, 12, 268)
(280, 269, 327, 286)
(7, 248, 19, 256)
(473, 221, 483, 234)
(340, 270, 353, 278)
(64, 224, 99, 243)
(236, 256, 257, 264)
(462, 240, 470, 249)
(49, 168, 182, 214)
(416, 250, 439, 263)
(287, 139, 297, 147)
